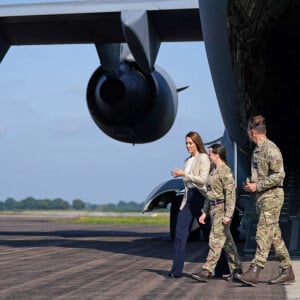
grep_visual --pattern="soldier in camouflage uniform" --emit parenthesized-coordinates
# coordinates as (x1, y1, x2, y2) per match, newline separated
(192, 143, 242, 282)
(237, 115, 295, 286)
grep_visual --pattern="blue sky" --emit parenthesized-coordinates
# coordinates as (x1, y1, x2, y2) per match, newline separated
(0, 41, 224, 205)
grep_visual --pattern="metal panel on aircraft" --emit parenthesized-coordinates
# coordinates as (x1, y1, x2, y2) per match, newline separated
(0, 0, 202, 45)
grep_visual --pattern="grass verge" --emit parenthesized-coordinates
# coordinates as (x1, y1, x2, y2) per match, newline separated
(61, 215, 170, 225)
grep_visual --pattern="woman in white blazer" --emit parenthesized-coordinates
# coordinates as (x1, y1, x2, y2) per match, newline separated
(168, 131, 210, 278)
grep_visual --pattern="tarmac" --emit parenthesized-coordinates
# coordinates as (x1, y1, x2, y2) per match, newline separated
(0, 214, 299, 300)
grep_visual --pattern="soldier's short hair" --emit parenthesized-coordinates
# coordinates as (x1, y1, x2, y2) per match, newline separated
(248, 115, 266, 134)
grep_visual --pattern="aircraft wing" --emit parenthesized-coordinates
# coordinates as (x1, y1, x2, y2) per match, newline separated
(0, 0, 202, 46)
(0, 1, 203, 145)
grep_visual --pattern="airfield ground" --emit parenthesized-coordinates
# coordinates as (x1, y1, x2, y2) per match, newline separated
(0, 213, 299, 299)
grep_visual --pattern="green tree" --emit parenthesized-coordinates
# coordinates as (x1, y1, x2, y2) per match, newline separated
(72, 199, 85, 210)
(18, 197, 36, 209)
(36, 199, 52, 209)
(0, 201, 4, 210)
(51, 198, 70, 209)
(4, 197, 17, 210)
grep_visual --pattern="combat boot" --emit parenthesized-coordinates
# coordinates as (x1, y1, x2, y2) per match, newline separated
(236, 263, 262, 286)
(268, 265, 295, 285)
(192, 269, 212, 283)
(223, 268, 243, 282)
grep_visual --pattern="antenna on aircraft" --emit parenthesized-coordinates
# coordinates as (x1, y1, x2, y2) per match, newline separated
(176, 86, 189, 93)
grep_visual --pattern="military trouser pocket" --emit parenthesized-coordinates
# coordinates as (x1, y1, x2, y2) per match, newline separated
(211, 214, 224, 238)
(262, 208, 280, 225)
(259, 195, 282, 225)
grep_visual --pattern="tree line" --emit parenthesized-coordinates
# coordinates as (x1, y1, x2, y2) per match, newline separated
(0, 197, 145, 211)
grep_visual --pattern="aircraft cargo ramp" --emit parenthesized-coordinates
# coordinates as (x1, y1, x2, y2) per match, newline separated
(243, 168, 300, 256)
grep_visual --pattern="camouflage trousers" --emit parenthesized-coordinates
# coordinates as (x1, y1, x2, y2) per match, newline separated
(252, 190, 291, 269)
(202, 207, 242, 273)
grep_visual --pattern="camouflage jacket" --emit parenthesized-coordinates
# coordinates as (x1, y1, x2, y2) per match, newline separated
(251, 138, 285, 193)
(202, 162, 236, 218)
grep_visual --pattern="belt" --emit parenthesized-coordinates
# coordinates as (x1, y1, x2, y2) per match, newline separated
(210, 199, 224, 206)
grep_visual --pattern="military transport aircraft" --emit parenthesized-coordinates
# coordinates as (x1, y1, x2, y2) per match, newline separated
(0, 0, 299, 254)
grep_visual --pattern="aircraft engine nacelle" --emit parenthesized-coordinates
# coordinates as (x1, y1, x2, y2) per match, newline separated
(86, 61, 178, 144)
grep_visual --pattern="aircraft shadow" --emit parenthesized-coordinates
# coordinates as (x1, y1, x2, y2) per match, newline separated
(0, 228, 208, 262)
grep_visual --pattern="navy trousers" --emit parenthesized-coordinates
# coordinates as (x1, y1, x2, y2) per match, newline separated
(170, 188, 206, 276)
(169, 188, 230, 276)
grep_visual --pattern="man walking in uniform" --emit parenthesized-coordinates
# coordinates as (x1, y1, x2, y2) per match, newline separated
(237, 115, 295, 286)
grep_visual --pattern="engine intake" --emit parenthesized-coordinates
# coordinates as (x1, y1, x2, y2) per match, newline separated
(86, 61, 178, 144)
